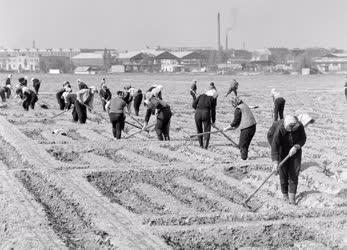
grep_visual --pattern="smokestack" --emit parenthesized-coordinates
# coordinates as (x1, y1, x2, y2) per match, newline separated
(225, 33, 228, 51)
(32, 40, 36, 49)
(217, 13, 221, 51)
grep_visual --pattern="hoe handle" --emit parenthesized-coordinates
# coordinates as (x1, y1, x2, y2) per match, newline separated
(244, 154, 291, 204)
(212, 124, 239, 148)
(190, 130, 223, 138)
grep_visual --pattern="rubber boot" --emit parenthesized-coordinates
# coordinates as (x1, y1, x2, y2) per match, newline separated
(289, 193, 296, 205)
(283, 193, 289, 202)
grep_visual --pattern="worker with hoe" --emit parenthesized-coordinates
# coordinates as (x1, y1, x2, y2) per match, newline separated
(224, 96, 256, 161)
(124, 83, 143, 116)
(142, 89, 172, 141)
(56, 81, 71, 110)
(77, 79, 88, 90)
(271, 88, 286, 121)
(31, 78, 41, 95)
(72, 86, 98, 124)
(105, 91, 127, 139)
(62, 86, 77, 110)
(18, 76, 28, 87)
(225, 79, 239, 97)
(344, 75, 347, 101)
(15, 85, 38, 111)
(192, 88, 217, 149)
(270, 115, 307, 205)
(99, 78, 112, 111)
(4, 74, 12, 98)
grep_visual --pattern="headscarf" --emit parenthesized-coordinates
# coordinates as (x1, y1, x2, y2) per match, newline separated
(206, 89, 218, 99)
(284, 115, 299, 132)
(231, 96, 242, 107)
(297, 114, 315, 127)
(271, 88, 280, 99)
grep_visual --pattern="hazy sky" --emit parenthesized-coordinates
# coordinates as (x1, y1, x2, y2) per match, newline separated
(1, 0, 347, 50)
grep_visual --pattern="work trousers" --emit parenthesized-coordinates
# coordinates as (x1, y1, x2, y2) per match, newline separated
(279, 150, 301, 194)
(274, 97, 285, 121)
(155, 108, 172, 141)
(4, 86, 11, 98)
(195, 109, 211, 149)
(72, 100, 87, 124)
(56, 90, 65, 110)
(33, 82, 40, 95)
(23, 92, 38, 111)
(345, 88, 347, 101)
(101, 99, 107, 111)
(133, 93, 143, 116)
(109, 112, 125, 139)
(239, 124, 256, 160)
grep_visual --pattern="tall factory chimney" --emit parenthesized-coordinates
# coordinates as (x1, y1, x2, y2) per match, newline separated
(217, 13, 221, 51)
(225, 33, 228, 51)
(32, 40, 36, 49)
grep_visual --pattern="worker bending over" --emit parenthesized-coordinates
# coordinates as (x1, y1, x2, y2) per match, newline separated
(106, 91, 127, 139)
(72, 86, 97, 123)
(16, 86, 38, 111)
(56, 81, 71, 110)
(77, 79, 88, 90)
(192, 88, 217, 149)
(224, 97, 256, 160)
(190, 80, 197, 101)
(142, 91, 172, 141)
(271, 115, 306, 205)
(271, 88, 286, 121)
(124, 83, 143, 116)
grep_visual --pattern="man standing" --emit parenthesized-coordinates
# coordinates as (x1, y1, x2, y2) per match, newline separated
(271, 115, 307, 205)
(105, 91, 127, 139)
(225, 79, 239, 97)
(4, 74, 12, 98)
(56, 81, 71, 110)
(99, 78, 112, 111)
(224, 97, 256, 160)
(344, 75, 347, 101)
(125, 84, 143, 116)
(271, 88, 286, 121)
(142, 91, 172, 141)
(192, 89, 217, 149)
(72, 86, 98, 124)
(31, 78, 41, 95)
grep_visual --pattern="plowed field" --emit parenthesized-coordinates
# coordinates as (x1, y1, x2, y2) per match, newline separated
(0, 73, 346, 249)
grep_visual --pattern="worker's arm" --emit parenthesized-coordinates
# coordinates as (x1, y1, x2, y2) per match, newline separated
(211, 98, 217, 124)
(76, 89, 85, 103)
(271, 127, 282, 162)
(295, 124, 307, 148)
(192, 95, 200, 109)
(273, 98, 279, 121)
(230, 108, 241, 128)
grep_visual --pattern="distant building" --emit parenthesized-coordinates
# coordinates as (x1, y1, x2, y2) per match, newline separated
(171, 51, 203, 72)
(110, 65, 125, 73)
(117, 51, 156, 72)
(72, 53, 104, 68)
(249, 49, 273, 72)
(313, 53, 347, 73)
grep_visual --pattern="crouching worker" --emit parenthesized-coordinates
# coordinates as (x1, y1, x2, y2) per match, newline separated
(224, 97, 256, 160)
(4, 74, 12, 98)
(192, 88, 217, 149)
(271, 115, 306, 205)
(72, 86, 98, 124)
(142, 92, 172, 141)
(56, 81, 71, 110)
(62, 87, 76, 110)
(105, 91, 127, 139)
(16, 86, 38, 111)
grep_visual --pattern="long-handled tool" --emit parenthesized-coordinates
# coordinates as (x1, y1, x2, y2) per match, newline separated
(212, 124, 239, 148)
(243, 154, 291, 206)
(126, 112, 143, 127)
(124, 123, 155, 139)
(190, 130, 224, 138)
(125, 120, 143, 130)
(51, 110, 69, 119)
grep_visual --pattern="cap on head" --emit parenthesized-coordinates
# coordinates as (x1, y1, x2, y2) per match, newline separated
(124, 83, 131, 90)
(206, 89, 218, 99)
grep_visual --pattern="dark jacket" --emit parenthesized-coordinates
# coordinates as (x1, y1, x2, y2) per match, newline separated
(145, 97, 171, 123)
(271, 120, 306, 162)
(192, 94, 216, 123)
(100, 87, 112, 101)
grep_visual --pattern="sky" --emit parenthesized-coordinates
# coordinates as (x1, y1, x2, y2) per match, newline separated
(1, 0, 347, 50)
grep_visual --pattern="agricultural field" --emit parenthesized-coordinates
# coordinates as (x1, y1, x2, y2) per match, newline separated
(0, 73, 346, 249)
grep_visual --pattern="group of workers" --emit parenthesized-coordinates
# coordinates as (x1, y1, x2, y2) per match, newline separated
(3, 74, 323, 205)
